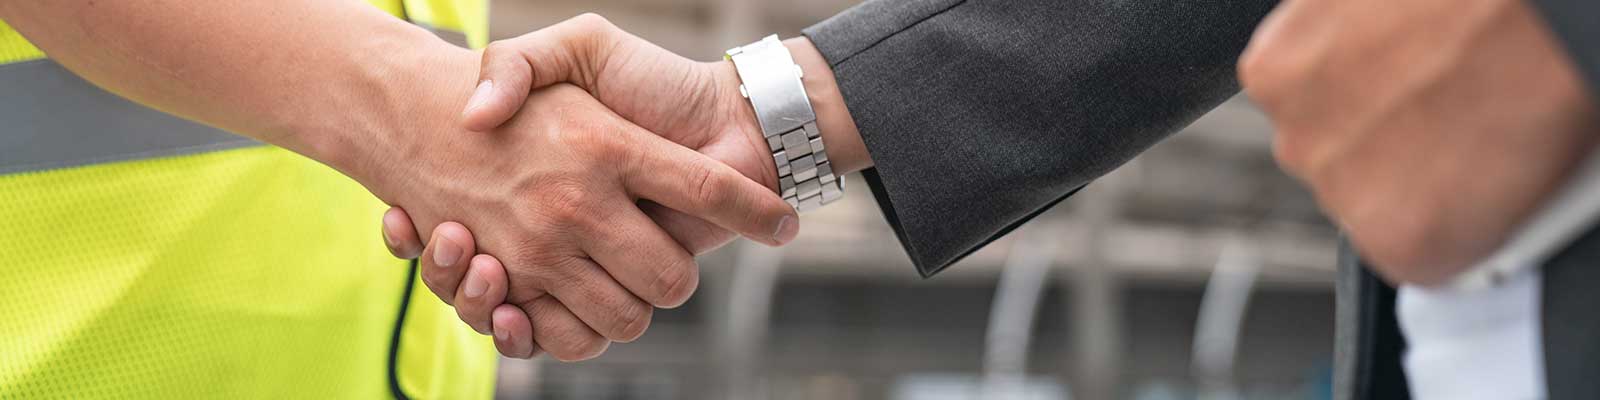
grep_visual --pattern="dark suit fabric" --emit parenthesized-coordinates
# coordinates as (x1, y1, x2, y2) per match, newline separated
(802, 0, 1600, 278)
(802, 0, 1278, 276)
(1539, 225, 1600, 399)
(800, 0, 1600, 398)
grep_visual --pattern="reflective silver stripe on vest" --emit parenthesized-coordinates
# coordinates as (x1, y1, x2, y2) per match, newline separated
(0, 25, 468, 175)
(0, 59, 260, 175)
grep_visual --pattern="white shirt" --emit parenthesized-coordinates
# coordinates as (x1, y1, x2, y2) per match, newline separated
(1397, 152, 1600, 400)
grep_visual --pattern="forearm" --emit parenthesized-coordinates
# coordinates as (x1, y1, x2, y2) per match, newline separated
(0, 0, 477, 187)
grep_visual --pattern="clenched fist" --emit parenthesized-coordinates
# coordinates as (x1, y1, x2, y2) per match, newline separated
(1240, 0, 1599, 284)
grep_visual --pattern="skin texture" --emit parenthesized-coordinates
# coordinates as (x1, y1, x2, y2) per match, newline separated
(0, 3, 795, 362)
(1240, 0, 1600, 285)
(383, 15, 869, 359)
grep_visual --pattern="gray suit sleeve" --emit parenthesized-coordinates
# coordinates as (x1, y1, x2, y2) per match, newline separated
(801, 0, 1278, 276)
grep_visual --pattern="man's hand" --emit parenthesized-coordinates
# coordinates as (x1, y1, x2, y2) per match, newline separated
(1240, 0, 1600, 284)
(383, 14, 870, 359)
(378, 82, 797, 361)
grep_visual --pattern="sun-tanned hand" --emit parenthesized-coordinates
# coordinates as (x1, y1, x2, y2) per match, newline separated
(383, 14, 869, 359)
(381, 81, 797, 361)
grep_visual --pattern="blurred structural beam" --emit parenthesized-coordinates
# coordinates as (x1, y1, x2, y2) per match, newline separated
(706, 241, 785, 400)
(1067, 252, 1124, 400)
(1192, 238, 1263, 400)
(980, 224, 1059, 398)
(1061, 162, 1141, 400)
(713, 0, 759, 49)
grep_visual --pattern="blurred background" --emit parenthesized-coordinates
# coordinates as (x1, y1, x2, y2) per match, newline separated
(488, 0, 1338, 399)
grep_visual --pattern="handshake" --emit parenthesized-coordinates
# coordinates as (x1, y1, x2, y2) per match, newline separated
(360, 0, 1596, 362)
(364, 15, 863, 361)
(6, 0, 1596, 396)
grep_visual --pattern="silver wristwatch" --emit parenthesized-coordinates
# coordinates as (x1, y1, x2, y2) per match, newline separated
(726, 35, 844, 212)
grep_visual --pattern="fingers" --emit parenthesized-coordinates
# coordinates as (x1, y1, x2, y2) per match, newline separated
(640, 201, 738, 255)
(523, 297, 612, 362)
(419, 222, 476, 306)
(538, 257, 655, 343)
(584, 202, 700, 308)
(381, 207, 424, 259)
(454, 254, 511, 335)
(491, 304, 539, 359)
(623, 132, 800, 247)
(462, 13, 618, 132)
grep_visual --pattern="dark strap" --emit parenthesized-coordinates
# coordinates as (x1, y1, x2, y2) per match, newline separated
(1542, 223, 1600, 399)
(1333, 239, 1411, 400)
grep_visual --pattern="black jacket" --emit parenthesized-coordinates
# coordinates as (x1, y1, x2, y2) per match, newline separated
(801, 0, 1600, 398)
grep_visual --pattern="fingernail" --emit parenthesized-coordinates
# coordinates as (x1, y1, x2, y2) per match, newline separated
(494, 325, 508, 341)
(463, 271, 488, 298)
(464, 80, 494, 114)
(433, 237, 460, 268)
(772, 215, 798, 244)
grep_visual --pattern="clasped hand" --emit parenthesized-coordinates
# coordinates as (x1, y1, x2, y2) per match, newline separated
(377, 14, 792, 360)
(379, 0, 1600, 361)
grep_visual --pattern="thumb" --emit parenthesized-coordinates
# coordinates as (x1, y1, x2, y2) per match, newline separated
(461, 14, 618, 131)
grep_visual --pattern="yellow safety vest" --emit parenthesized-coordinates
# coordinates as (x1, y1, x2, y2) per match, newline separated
(0, 1, 494, 398)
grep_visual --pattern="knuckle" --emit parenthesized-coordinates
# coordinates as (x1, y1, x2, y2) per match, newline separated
(551, 257, 595, 286)
(1237, 65, 1274, 104)
(689, 162, 733, 210)
(503, 254, 563, 302)
(421, 271, 452, 297)
(455, 305, 490, 333)
(613, 302, 653, 342)
(652, 258, 699, 308)
(1235, 44, 1271, 85)
(1345, 209, 1448, 283)
(421, 267, 460, 297)
(568, 13, 615, 34)
(523, 254, 575, 286)
(1237, 46, 1296, 108)
(532, 257, 592, 296)
(482, 40, 515, 60)
(553, 331, 610, 362)
(552, 116, 626, 161)
(1268, 126, 1323, 183)
(1269, 131, 1307, 174)
(538, 179, 594, 226)
(421, 278, 455, 306)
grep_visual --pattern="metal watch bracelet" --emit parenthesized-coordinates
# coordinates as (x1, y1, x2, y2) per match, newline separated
(726, 35, 844, 212)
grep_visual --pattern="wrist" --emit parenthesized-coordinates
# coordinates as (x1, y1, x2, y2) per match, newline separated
(297, 36, 480, 201)
(717, 36, 870, 197)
